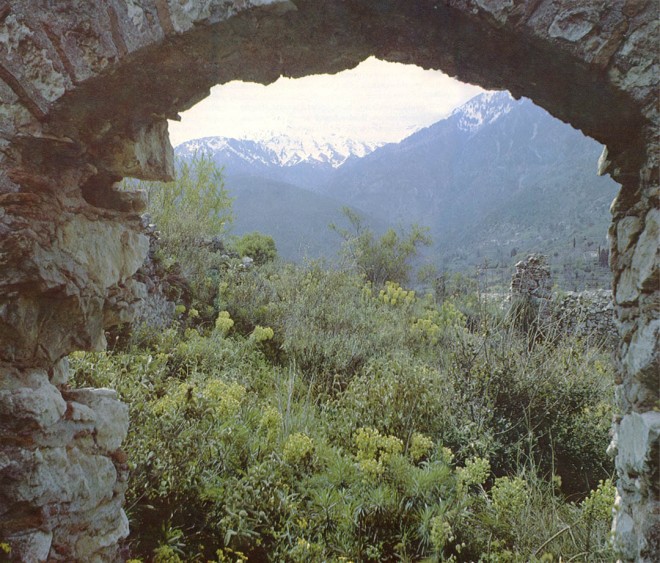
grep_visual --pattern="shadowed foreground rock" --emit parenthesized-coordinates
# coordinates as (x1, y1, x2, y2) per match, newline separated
(0, 1, 657, 560)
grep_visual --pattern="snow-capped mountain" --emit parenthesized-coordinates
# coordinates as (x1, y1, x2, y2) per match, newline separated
(175, 131, 382, 190)
(321, 89, 618, 278)
(451, 91, 517, 132)
(256, 133, 381, 167)
(176, 132, 381, 170)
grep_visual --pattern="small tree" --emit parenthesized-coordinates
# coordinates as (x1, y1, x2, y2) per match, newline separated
(330, 207, 431, 287)
(235, 232, 277, 265)
(144, 153, 233, 247)
(128, 154, 233, 310)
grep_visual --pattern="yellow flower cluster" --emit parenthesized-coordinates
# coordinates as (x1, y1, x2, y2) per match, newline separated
(409, 432, 434, 463)
(215, 547, 248, 562)
(412, 302, 467, 343)
(215, 311, 234, 335)
(201, 379, 246, 418)
(251, 325, 274, 342)
(354, 427, 404, 480)
(283, 433, 315, 465)
(151, 382, 193, 416)
(379, 281, 416, 306)
(457, 457, 490, 489)
(151, 379, 246, 420)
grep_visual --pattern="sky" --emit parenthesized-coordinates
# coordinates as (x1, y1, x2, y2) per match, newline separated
(168, 57, 485, 147)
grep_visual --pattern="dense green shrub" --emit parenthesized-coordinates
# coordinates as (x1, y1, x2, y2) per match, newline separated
(219, 263, 414, 390)
(234, 232, 278, 265)
(446, 328, 614, 494)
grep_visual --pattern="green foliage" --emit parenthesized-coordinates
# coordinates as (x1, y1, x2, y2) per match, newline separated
(144, 153, 232, 244)
(234, 232, 277, 265)
(282, 433, 316, 467)
(331, 207, 431, 286)
(218, 262, 414, 391)
(69, 252, 616, 561)
(128, 154, 233, 318)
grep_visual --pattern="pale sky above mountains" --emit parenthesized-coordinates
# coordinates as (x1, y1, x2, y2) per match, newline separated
(168, 57, 485, 147)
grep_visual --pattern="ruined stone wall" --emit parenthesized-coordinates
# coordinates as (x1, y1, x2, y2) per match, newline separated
(510, 255, 617, 345)
(553, 290, 617, 346)
(0, 1, 657, 560)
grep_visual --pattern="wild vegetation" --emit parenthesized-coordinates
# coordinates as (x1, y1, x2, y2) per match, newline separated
(89, 160, 617, 561)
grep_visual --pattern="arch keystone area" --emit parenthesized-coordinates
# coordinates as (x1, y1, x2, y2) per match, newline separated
(0, 1, 657, 560)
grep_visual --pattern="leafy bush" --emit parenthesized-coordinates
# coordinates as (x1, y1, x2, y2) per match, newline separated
(219, 263, 413, 390)
(446, 332, 614, 494)
(234, 231, 277, 265)
(142, 153, 232, 247)
(331, 206, 431, 286)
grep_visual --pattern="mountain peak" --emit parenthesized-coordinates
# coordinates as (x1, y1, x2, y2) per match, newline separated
(176, 132, 382, 169)
(451, 91, 517, 132)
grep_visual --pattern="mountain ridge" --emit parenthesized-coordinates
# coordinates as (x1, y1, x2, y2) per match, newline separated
(177, 133, 382, 170)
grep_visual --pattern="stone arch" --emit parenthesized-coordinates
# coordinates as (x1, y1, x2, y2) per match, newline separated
(0, 1, 657, 561)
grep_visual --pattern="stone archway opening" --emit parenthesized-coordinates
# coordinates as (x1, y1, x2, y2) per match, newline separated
(167, 64, 620, 296)
(0, 1, 656, 561)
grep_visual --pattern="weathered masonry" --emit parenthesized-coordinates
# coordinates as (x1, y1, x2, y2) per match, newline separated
(0, 1, 657, 560)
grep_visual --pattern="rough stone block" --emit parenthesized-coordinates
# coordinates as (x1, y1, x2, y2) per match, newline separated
(0, 369, 66, 429)
(73, 507, 129, 561)
(49, 357, 70, 386)
(56, 217, 150, 290)
(617, 215, 643, 255)
(631, 208, 659, 292)
(616, 411, 660, 476)
(4, 530, 52, 563)
(622, 319, 660, 381)
(63, 388, 129, 452)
